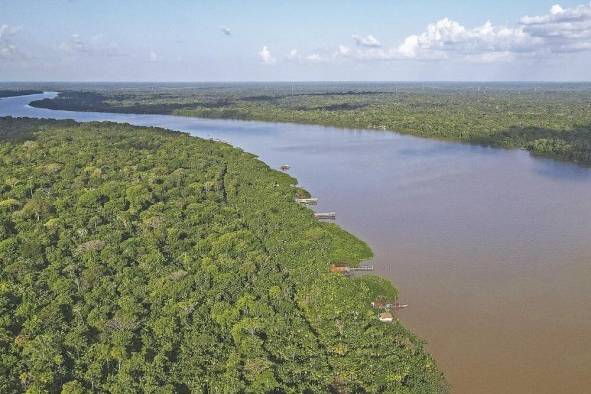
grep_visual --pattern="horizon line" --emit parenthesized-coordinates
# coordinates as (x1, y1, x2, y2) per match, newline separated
(1, 80, 591, 84)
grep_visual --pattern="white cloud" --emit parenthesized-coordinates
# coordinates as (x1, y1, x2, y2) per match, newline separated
(286, 48, 339, 64)
(304, 53, 324, 63)
(343, 3, 591, 63)
(220, 26, 231, 36)
(279, 3, 579, 65)
(59, 33, 125, 57)
(520, 3, 591, 26)
(337, 45, 351, 57)
(286, 48, 303, 63)
(258, 45, 276, 64)
(0, 44, 18, 58)
(392, 18, 539, 60)
(149, 51, 159, 62)
(0, 24, 25, 60)
(398, 35, 420, 59)
(519, 2, 591, 50)
(287, 48, 299, 59)
(0, 24, 21, 40)
(255, 4, 591, 69)
(352, 34, 381, 48)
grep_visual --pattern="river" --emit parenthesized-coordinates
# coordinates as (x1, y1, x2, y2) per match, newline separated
(2, 92, 591, 393)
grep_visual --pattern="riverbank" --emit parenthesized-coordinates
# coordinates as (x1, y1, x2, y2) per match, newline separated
(28, 83, 591, 165)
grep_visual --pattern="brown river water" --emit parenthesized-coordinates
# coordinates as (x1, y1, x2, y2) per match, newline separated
(2, 92, 591, 393)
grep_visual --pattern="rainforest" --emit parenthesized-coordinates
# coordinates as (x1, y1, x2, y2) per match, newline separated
(0, 117, 445, 393)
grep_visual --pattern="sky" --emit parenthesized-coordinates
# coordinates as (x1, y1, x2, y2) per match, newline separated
(1, 0, 590, 81)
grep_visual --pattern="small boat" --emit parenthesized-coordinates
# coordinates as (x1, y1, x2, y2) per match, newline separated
(392, 303, 408, 309)
(280, 164, 290, 171)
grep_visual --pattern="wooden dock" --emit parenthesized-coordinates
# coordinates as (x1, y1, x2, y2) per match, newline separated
(295, 198, 318, 205)
(350, 264, 374, 272)
(314, 212, 336, 220)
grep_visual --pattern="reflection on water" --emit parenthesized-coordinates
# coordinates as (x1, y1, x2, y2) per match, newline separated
(530, 158, 591, 181)
(2, 93, 591, 394)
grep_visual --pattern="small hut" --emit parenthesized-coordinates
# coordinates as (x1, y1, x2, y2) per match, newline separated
(378, 312, 394, 323)
(330, 264, 350, 274)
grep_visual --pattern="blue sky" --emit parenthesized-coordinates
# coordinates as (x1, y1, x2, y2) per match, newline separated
(1, 0, 590, 81)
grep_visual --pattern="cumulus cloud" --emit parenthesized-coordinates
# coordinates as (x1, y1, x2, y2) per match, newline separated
(521, 3, 591, 27)
(352, 34, 381, 47)
(337, 3, 591, 63)
(251, 4, 591, 67)
(59, 33, 125, 57)
(519, 2, 591, 51)
(392, 18, 539, 61)
(220, 26, 231, 36)
(258, 45, 276, 64)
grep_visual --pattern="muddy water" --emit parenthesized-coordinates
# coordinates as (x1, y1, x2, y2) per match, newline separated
(2, 93, 591, 393)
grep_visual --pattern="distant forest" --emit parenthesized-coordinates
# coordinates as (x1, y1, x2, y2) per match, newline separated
(0, 117, 445, 392)
(0, 90, 42, 99)
(28, 82, 591, 165)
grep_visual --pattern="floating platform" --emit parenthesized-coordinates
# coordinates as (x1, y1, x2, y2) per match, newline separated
(295, 198, 319, 205)
(314, 212, 336, 219)
(350, 264, 374, 272)
(391, 302, 408, 310)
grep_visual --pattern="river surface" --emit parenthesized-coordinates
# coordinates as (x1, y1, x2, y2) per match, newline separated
(2, 92, 591, 393)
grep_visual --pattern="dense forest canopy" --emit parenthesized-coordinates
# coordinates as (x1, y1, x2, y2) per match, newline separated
(24, 82, 591, 164)
(0, 117, 445, 392)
